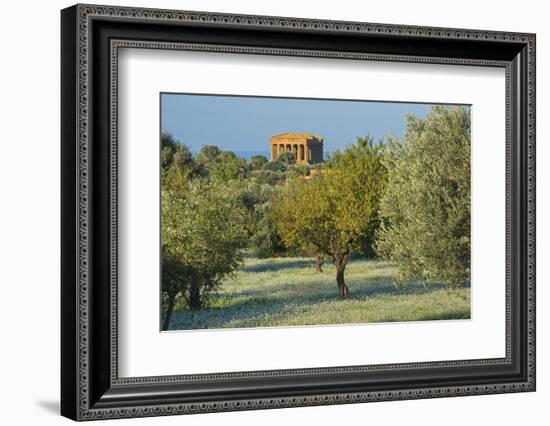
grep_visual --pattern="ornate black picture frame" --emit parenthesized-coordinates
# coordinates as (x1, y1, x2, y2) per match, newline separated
(61, 4, 536, 421)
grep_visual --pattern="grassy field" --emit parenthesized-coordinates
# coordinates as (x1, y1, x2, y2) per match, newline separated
(167, 257, 470, 331)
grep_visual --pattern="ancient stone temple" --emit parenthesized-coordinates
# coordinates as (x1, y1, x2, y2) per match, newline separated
(269, 132, 324, 165)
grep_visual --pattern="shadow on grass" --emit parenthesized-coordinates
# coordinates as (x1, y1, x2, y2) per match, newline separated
(238, 257, 393, 274)
(168, 288, 469, 330)
(168, 277, 466, 330)
(232, 275, 449, 303)
(239, 258, 314, 273)
(169, 298, 291, 330)
(375, 308, 471, 323)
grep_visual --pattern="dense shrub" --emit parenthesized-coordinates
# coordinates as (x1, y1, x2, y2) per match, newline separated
(376, 106, 471, 287)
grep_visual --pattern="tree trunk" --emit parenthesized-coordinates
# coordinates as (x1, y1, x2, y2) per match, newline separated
(162, 292, 176, 331)
(189, 283, 202, 309)
(335, 254, 350, 299)
(315, 254, 324, 273)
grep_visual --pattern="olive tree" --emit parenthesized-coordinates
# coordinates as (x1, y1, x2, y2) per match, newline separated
(376, 106, 471, 287)
(161, 178, 248, 330)
(161, 131, 205, 196)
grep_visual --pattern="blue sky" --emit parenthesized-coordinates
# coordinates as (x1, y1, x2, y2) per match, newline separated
(161, 93, 434, 155)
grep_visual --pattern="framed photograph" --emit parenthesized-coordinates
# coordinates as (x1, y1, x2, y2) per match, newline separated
(61, 4, 536, 421)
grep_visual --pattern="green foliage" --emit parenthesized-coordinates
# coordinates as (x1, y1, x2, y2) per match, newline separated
(262, 159, 287, 173)
(161, 131, 178, 169)
(160, 135, 293, 328)
(243, 181, 286, 258)
(195, 145, 249, 181)
(195, 144, 221, 166)
(249, 155, 268, 170)
(376, 106, 471, 287)
(161, 132, 205, 197)
(249, 218, 286, 258)
(274, 137, 386, 259)
(162, 178, 249, 316)
(249, 169, 286, 186)
(285, 164, 310, 178)
(209, 151, 249, 181)
(324, 136, 387, 256)
(276, 151, 296, 165)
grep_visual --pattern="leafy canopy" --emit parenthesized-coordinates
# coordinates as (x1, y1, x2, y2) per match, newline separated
(376, 105, 471, 287)
(162, 178, 249, 309)
(273, 136, 387, 262)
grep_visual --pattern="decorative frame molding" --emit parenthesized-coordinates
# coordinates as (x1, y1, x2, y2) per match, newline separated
(61, 4, 536, 421)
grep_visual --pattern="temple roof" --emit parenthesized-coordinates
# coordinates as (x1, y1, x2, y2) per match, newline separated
(270, 132, 324, 142)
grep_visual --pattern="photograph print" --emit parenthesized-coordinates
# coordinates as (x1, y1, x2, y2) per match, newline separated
(160, 93, 471, 332)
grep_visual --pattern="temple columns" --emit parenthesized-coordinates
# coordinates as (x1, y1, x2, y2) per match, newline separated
(270, 141, 313, 163)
